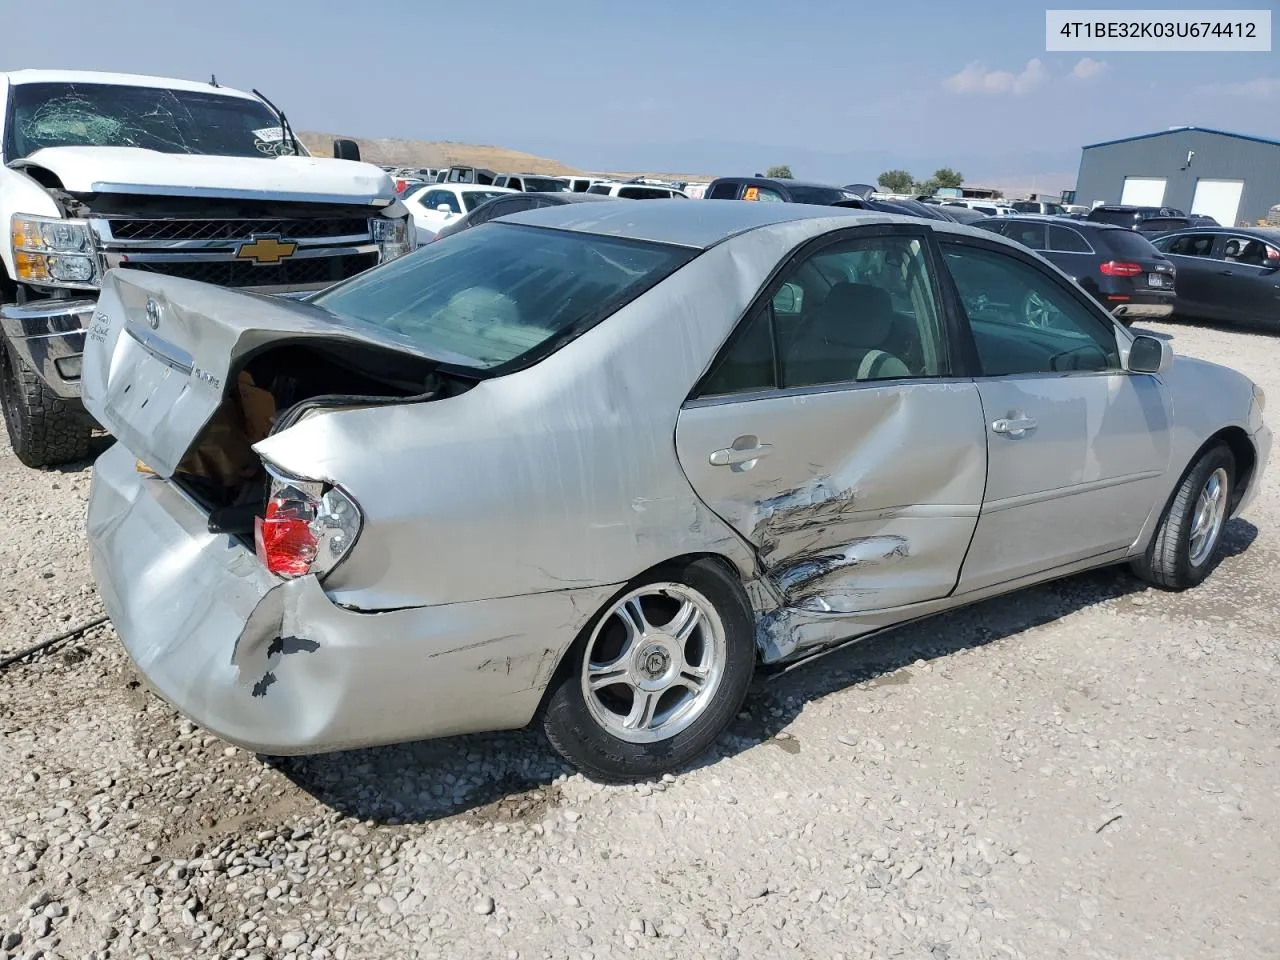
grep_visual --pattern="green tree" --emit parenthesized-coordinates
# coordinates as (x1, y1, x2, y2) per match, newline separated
(766, 164, 793, 179)
(932, 168, 963, 189)
(877, 169, 915, 193)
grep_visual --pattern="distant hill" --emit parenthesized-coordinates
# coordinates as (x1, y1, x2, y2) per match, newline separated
(297, 131, 713, 184)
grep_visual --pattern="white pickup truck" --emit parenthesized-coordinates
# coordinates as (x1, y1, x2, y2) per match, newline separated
(0, 70, 414, 467)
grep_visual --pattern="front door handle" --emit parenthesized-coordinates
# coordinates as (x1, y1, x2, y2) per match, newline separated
(1218, 270, 1234, 276)
(709, 437, 773, 467)
(991, 416, 1037, 436)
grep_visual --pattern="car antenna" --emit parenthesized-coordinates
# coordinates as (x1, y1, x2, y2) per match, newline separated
(251, 88, 300, 157)
(210, 74, 219, 88)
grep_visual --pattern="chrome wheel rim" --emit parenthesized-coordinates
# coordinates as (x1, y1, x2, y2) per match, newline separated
(580, 583, 726, 744)
(1188, 467, 1229, 567)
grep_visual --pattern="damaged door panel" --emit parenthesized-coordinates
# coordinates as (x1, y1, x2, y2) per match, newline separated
(676, 380, 988, 630)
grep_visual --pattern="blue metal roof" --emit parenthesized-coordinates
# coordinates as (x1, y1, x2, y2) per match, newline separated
(1083, 126, 1280, 151)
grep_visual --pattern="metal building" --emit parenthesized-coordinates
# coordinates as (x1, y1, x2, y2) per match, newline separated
(1073, 126, 1280, 228)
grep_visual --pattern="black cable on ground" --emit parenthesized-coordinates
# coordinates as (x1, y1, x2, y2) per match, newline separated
(0, 614, 110, 671)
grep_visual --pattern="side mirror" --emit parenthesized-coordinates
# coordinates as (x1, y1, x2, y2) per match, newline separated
(436, 203, 454, 213)
(332, 138, 361, 162)
(1127, 334, 1173, 374)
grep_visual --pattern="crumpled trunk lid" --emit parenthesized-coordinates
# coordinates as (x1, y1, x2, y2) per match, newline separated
(81, 269, 427, 477)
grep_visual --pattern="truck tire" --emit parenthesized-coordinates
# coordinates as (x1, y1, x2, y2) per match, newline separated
(0, 342, 92, 468)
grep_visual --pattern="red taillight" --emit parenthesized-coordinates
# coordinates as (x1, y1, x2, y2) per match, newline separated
(253, 470, 362, 580)
(255, 498, 318, 577)
(1100, 261, 1143, 277)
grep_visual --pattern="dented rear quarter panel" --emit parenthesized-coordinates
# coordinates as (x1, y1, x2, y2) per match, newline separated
(255, 219, 866, 614)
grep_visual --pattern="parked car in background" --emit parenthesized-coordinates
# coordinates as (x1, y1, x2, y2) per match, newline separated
(437, 165, 498, 185)
(492, 173, 570, 192)
(430, 191, 614, 242)
(832, 197, 958, 222)
(703, 177, 862, 205)
(1187, 214, 1219, 228)
(82, 200, 1269, 782)
(932, 204, 989, 225)
(1150, 228, 1280, 329)
(1012, 200, 1067, 216)
(941, 200, 1015, 217)
(586, 181, 688, 199)
(1087, 205, 1191, 236)
(974, 215, 1175, 324)
(401, 183, 516, 242)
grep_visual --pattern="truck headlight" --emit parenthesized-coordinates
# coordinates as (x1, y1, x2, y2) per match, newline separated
(370, 215, 413, 263)
(11, 214, 100, 288)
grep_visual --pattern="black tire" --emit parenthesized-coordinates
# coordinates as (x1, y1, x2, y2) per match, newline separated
(1130, 443, 1235, 590)
(541, 557, 756, 783)
(0, 341, 92, 468)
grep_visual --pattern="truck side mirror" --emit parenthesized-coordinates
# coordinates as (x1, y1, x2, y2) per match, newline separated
(333, 139, 361, 162)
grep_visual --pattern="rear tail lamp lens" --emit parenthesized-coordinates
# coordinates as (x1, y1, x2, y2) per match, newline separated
(1100, 261, 1143, 277)
(254, 469, 361, 579)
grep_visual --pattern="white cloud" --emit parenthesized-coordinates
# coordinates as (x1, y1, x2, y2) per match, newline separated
(943, 59, 1047, 96)
(1071, 57, 1109, 80)
(1195, 76, 1280, 99)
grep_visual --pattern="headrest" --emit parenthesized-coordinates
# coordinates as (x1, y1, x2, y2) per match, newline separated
(812, 281, 895, 346)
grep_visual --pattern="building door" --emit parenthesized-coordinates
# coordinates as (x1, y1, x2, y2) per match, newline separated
(1120, 177, 1167, 207)
(1191, 179, 1245, 228)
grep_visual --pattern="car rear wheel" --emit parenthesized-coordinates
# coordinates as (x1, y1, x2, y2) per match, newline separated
(1130, 443, 1235, 590)
(541, 558, 755, 782)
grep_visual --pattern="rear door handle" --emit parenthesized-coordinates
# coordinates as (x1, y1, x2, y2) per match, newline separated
(709, 439, 773, 466)
(1218, 270, 1234, 276)
(991, 416, 1037, 436)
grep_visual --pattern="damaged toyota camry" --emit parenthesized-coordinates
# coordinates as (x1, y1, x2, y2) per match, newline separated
(83, 200, 1270, 782)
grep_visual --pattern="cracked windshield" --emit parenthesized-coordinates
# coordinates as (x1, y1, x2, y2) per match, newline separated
(6, 81, 300, 159)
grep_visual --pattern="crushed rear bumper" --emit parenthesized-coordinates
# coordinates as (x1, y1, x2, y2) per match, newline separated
(88, 442, 612, 755)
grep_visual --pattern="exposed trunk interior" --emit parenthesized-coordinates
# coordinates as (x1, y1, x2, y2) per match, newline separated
(170, 340, 474, 539)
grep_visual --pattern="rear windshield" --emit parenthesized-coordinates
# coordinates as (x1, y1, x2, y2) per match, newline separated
(311, 223, 696, 372)
(523, 177, 569, 192)
(1102, 230, 1161, 258)
(786, 185, 857, 206)
(1088, 209, 1138, 226)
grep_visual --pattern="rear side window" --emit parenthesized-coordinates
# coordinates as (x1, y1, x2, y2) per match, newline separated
(1003, 222, 1047, 250)
(586, 184, 612, 195)
(312, 223, 696, 372)
(1103, 231, 1161, 259)
(1048, 225, 1091, 253)
(618, 187, 668, 199)
(707, 181, 741, 199)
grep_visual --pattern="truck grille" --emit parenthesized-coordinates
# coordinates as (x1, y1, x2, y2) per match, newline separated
(94, 213, 380, 293)
(123, 252, 378, 288)
(106, 217, 370, 242)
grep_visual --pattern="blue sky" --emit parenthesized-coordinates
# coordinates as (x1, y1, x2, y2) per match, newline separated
(5, 0, 1278, 187)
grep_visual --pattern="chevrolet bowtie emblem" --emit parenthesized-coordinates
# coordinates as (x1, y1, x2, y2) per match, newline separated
(236, 235, 297, 265)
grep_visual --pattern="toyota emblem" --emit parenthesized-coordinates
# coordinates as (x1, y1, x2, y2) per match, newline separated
(145, 298, 161, 330)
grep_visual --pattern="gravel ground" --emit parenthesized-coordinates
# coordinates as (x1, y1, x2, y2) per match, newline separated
(0, 319, 1276, 960)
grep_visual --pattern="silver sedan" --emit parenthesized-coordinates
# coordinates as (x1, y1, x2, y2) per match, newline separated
(82, 201, 1271, 781)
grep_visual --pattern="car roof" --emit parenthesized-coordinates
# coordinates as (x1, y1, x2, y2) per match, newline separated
(3, 69, 258, 100)
(497, 197, 934, 248)
(1161, 226, 1280, 239)
(710, 177, 848, 192)
(981, 214, 1126, 231)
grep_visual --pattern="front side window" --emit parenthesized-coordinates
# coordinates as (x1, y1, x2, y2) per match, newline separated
(4, 82, 304, 160)
(1223, 236, 1273, 266)
(698, 234, 948, 395)
(942, 243, 1120, 376)
(524, 177, 569, 192)
(618, 187, 668, 199)
(312, 224, 695, 372)
(586, 184, 613, 195)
